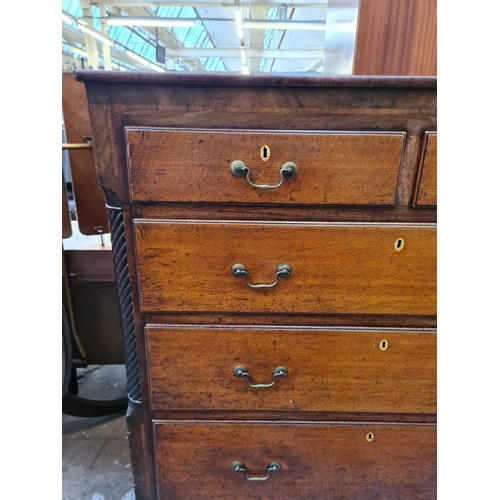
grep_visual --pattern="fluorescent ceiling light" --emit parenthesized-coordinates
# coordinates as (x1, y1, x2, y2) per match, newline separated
(77, 21, 115, 45)
(149, 62, 166, 72)
(71, 47, 88, 58)
(126, 49, 150, 66)
(241, 64, 250, 75)
(234, 8, 244, 39)
(125, 51, 165, 71)
(242, 21, 326, 31)
(107, 17, 195, 28)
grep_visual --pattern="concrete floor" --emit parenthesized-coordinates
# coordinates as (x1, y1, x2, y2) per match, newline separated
(62, 365, 135, 500)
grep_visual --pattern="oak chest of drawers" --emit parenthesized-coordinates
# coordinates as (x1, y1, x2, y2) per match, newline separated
(76, 71, 437, 500)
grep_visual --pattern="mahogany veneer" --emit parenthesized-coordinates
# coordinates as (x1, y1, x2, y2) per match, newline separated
(414, 132, 437, 206)
(76, 70, 437, 500)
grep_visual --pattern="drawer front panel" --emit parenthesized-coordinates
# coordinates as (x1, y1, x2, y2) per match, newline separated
(126, 129, 405, 205)
(154, 422, 436, 500)
(414, 132, 437, 206)
(146, 326, 436, 414)
(134, 221, 436, 315)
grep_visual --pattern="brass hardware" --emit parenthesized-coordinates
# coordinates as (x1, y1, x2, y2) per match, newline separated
(231, 263, 292, 289)
(394, 238, 404, 251)
(62, 142, 92, 150)
(231, 461, 281, 481)
(233, 365, 288, 389)
(230, 160, 297, 190)
(260, 144, 271, 162)
(379, 339, 388, 350)
(366, 432, 374, 442)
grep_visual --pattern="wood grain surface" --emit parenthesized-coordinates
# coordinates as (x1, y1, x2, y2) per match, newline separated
(62, 73, 108, 234)
(154, 421, 437, 499)
(83, 79, 436, 204)
(78, 74, 438, 500)
(145, 313, 437, 329)
(414, 132, 437, 206)
(134, 221, 436, 315)
(134, 202, 438, 224)
(126, 129, 405, 205)
(354, 0, 437, 76)
(151, 409, 436, 424)
(146, 326, 436, 414)
(75, 70, 437, 88)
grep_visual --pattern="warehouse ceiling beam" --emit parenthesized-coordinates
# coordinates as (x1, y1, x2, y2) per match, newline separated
(64, 22, 324, 64)
(76, 16, 327, 27)
(139, 6, 195, 70)
(192, 6, 229, 72)
(247, 5, 269, 73)
(125, 5, 184, 47)
(163, 48, 324, 58)
(98, 1, 112, 69)
(80, 0, 99, 69)
(307, 59, 324, 72)
(93, 1, 327, 8)
(62, 22, 165, 71)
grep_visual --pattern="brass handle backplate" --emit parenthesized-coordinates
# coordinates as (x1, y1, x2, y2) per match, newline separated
(233, 365, 288, 389)
(230, 160, 297, 190)
(231, 263, 292, 290)
(231, 461, 281, 481)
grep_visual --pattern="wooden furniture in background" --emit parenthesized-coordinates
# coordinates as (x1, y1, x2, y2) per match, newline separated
(62, 73, 108, 235)
(354, 0, 437, 76)
(63, 236, 124, 366)
(62, 72, 126, 416)
(76, 70, 437, 499)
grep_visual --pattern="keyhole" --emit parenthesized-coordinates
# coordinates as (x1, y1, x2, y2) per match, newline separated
(380, 340, 388, 351)
(394, 238, 404, 251)
(366, 432, 374, 442)
(260, 144, 271, 162)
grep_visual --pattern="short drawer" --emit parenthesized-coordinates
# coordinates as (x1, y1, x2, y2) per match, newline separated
(413, 132, 437, 206)
(154, 422, 436, 500)
(146, 326, 436, 414)
(126, 128, 405, 205)
(134, 221, 436, 315)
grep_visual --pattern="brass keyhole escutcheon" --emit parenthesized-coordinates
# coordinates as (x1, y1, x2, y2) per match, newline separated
(260, 144, 271, 162)
(379, 340, 388, 351)
(366, 432, 374, 442)
(394, 238, 404, 251)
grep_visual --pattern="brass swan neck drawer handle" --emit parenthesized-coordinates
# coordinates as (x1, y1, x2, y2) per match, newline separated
(231, 461, 281, 481)
(231, 263, 292, 290)
(230, 160, 298, 190)
(233, 365, 288, 389)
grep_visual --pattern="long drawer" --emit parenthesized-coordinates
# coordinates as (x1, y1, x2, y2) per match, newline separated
(126, 129, 405, 205)
(146, 326, 436, 414)
(134, 221, 436, 315)
(154, 422, 437, 500)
